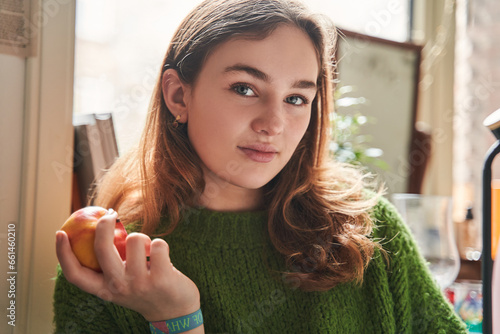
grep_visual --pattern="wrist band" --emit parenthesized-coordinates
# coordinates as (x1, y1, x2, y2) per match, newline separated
(149, 308, 203, 334)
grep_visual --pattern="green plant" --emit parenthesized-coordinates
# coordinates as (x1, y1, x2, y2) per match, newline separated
(331, 86, 388, 170)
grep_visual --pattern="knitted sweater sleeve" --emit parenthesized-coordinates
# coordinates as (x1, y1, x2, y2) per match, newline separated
(52, 265, 149, 334)
(372, 196, 467, 333)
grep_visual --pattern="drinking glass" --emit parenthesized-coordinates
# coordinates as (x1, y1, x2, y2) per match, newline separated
(391, 194, 460, 290)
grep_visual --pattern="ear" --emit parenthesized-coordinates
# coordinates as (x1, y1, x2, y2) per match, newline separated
(162, 69, 190, 123)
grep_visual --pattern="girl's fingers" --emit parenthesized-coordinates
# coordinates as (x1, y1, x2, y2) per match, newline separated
(149, 238, 173, 277)
(125, 233, 151, 276)
(58, 227, 199, 317)
(55, 230, 104, 295)
(94, 212, 123, 274)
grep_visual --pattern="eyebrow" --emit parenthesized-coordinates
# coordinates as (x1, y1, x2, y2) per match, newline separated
(224, 64, 317, 90)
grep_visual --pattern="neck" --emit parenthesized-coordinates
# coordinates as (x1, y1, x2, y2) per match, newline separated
(199, 172, 264, 212)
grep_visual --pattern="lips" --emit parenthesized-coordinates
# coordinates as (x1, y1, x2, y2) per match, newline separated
(238, 143, 278, 163)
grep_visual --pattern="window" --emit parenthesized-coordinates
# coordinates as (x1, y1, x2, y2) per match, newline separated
(307, 0, 411, 42)
(74, 0, 204, 154)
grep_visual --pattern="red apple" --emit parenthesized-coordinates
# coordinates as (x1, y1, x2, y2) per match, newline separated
(60, 206, 127, 272)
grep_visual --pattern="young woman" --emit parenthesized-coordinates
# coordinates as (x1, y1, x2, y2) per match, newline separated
(54, 0, 467, 333)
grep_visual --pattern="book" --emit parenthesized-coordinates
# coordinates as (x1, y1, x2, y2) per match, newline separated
(72, 113, 119, 209)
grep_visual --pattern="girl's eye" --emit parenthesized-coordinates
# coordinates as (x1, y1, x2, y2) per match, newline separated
(232, 84, 256, 97)
(285, 95, 307, 106)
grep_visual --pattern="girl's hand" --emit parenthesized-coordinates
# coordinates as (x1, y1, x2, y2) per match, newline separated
(55, 211, 200, 322)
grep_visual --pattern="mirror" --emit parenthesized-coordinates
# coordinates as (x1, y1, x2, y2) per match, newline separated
(336, 29, 423, 194)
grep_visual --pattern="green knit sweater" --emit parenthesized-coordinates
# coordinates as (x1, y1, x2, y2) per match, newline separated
(53, 197, 467, 333)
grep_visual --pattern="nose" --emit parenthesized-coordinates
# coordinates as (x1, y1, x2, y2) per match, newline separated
(251, 101, 285, 136)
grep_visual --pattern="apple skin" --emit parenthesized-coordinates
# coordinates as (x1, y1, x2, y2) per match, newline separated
(61, 206, 127, 272)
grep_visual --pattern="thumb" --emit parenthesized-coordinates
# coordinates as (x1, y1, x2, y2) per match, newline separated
(56, 230, 83, 274)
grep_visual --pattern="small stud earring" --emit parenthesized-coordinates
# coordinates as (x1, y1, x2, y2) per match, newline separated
(172, 115, 181, 128)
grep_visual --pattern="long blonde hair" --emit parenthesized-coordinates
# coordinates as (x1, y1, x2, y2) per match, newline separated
(95, 0, 381, 292)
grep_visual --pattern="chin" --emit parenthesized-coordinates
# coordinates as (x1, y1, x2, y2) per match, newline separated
(232, 175, 275, 190)
(237, 181, 269, 190)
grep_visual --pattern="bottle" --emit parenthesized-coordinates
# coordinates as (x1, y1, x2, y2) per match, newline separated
(463, 207, 481, 261)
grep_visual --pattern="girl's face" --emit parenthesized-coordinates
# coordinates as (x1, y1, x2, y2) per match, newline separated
(184, 24, 319, 210)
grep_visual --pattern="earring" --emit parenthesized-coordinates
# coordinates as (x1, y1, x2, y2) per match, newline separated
(172, 115, 181, 128)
